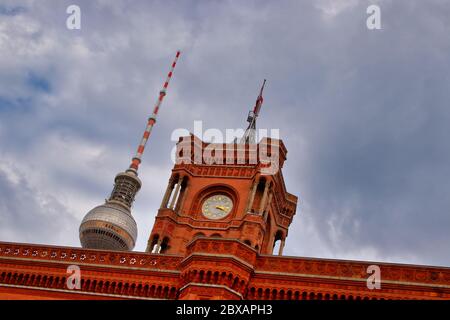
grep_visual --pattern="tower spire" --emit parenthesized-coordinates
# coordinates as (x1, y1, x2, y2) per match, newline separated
(79, 51, 181, 251)
(240, 79, 266, 144)
(128, 50, 181, 173)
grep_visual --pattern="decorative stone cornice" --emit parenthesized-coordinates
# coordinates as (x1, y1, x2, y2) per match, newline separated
(255, 255, 450, 287)
(0, 242, 182, 272)
(1, 240, 450, 300)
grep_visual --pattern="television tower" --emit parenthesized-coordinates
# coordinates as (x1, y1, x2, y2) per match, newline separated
(79, 51, 181, 251)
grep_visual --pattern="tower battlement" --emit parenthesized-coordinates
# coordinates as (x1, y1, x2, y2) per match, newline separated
(174, 134, 288, 171)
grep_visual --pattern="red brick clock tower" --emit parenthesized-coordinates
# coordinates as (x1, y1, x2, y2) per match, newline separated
(146, 135, 298, 257)
(143, 133, 299, 299)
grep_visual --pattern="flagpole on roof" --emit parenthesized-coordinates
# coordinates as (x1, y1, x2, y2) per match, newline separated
(240, 79, 267, 144)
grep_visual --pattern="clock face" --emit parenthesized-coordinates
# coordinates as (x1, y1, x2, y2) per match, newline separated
(202, 194, 233, 220)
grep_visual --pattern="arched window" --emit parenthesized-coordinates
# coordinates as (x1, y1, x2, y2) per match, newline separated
(150, 234, 160, 253)
(193, 232, 206, 239)
(210, 233, 222, 238)
(251, 178, 267, 213)
(160, 237, 170, 254)
(272, 230, 284, 255)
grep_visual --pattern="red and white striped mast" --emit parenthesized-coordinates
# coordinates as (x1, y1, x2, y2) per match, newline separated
(128, 50, 181, 174)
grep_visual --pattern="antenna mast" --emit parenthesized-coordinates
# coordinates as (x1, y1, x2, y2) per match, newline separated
(240, 79, 266, 144)
(128, 50, 181, 173)
(79, 51, 181, 251)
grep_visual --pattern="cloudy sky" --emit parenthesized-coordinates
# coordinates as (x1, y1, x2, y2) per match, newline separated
(1, 0, 449, 267)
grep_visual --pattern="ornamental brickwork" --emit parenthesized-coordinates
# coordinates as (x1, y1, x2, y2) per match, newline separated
(1, 240, 450, 300)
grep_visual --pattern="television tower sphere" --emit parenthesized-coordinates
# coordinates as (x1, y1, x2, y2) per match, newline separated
(79, 170, 141, 251)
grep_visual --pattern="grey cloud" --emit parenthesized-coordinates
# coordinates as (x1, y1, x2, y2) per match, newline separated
(0, 166, 79, 246)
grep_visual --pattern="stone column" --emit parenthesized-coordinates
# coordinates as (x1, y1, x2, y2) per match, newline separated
(160, 176, 175, 209)
(169, 176, 183, 210)
(278, 239, 285, 256)
(263, 192, 273, 220)
(145, 238, 152, 252)
(258, 181, 270, 214)
(176, 183, 189, 214)
(245, 178, 259, 213)
(154, 238, 162, 253)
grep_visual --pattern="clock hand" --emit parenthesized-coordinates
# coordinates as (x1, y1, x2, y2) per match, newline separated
(215, 205, 226, 211)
